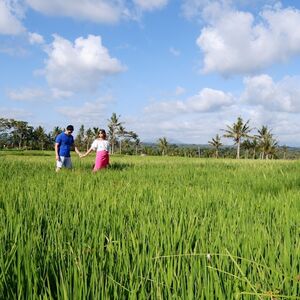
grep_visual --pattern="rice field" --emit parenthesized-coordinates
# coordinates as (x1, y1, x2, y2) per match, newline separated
(1, 151, 300, 299)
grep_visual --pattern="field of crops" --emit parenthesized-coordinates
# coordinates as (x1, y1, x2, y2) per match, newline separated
(1, 151, 300, 299)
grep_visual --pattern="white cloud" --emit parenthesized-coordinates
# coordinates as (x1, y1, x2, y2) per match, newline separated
(233, 107, 300, 146)
(44, 34, 125, 93)
(270, 114, 300, 145)
(145, 99, 186, 114)
(7, 87, 76, 101)
(181, 0, 212, 20)
(0, 0, 170, 36)
(28, 32, 44, 44)
(186, 88, 233, 111)
(0, 0, 25, 35)
(0, 44, 28, 56)
(26, 0, 125, 24)
(0, 107, 33, 119)
(145, 88, 233, 114)
(133, 0, 168, 11)
(135, 73, 300, 145)
(181, 0, 278, 20)
(7, 88, 45, 101)
(197, 4, 300, 75)
(51, 88, 73, 99)
(56, 97, 111, 126)
(135, 102, 293, 145)
(241, 74, 300, 112)
(25, 0, 170, 23)
(128, 108, 240, 144)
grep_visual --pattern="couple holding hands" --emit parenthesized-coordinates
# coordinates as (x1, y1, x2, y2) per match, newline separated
(55, 125, 109, 172)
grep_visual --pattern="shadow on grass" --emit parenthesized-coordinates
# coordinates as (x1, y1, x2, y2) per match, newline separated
(80, 162, 132, 172)
(108, 162, 132, 171)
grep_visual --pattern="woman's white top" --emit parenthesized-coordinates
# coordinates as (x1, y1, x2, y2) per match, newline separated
(91, 139, 110, 152)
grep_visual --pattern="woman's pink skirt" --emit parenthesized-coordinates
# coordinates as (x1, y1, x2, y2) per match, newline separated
(93, 150, 109, 171)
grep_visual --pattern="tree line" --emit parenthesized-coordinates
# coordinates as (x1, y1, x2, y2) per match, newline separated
(0, 115, 296, 159)
(0, 113, 139, 154)
(211, 117, 278, 159)
(156, 117, 282, 159)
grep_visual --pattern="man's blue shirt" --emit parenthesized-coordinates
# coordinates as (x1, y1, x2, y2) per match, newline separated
(55, 132, 74, 157)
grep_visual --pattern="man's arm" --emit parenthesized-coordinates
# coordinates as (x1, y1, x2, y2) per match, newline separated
(55, 143, 60, 161)
(74, 146, 81, 156)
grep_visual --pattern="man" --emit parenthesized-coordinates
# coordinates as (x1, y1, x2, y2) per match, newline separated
(55, 125, 81, 172)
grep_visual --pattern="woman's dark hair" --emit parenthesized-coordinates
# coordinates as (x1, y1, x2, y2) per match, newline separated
(99, 129, 106, 136)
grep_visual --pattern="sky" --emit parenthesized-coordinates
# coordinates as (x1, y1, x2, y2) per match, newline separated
(1, 0, 300, 145)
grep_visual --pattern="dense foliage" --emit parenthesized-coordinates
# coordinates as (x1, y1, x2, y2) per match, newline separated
(1, 116, 299, 159)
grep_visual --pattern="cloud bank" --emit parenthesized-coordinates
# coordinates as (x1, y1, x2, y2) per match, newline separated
(44, 34, 125, 93)
(197, 4, 300, 75)
(0, 0, 24, 35)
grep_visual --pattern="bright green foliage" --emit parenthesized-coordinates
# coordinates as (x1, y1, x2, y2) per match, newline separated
(1, 152, 300, 299)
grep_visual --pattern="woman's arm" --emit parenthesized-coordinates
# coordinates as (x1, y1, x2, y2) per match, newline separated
(80, 147, 94, 158)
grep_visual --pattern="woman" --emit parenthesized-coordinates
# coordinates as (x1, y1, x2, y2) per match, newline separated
(80, 129, 110, 171)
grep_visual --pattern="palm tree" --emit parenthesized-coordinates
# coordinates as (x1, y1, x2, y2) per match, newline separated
(158, 137, 168, 156)
(11, 120, 32, 149)
(117, 125, 126, 154)
(266, 139, 278, 159)
(256, 125, 278, 159)
(51, 126, 63, 138)
(50, 126, 62, 146)
(85, 128, 94, 151)
(134, 137, 141, 155)
(208, 134, 222, 158)
(242, 137, 259, 159)
(241, 139, 251, 159)
(33, 126, 47, 150)
(282, 145, 288, 159)
(93, 127, 100, 138)
(129, 132, 140, 155)
(108, 113, 122, 154)
(223, 117, 252, 159)
(251, 137, 259, 159)
(115, 125, 138, 155)
(122, 138, 131, 153)
(75, 124, 85, 150)
(0, 118, 12, 133)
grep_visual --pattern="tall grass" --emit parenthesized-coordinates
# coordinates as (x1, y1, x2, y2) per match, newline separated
(1, 152, 300, 299)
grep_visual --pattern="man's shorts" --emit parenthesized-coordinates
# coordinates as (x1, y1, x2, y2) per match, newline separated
(56, 156, 72, 169)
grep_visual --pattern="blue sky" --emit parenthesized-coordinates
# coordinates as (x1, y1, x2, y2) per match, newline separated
(1, 0, 300, 145)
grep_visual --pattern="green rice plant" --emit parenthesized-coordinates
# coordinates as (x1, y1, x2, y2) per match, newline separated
(1, 152, 300, 299)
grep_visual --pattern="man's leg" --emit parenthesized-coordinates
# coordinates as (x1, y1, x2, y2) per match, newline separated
(56, 156, 64, 172)
(64, 157, 73, 169)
